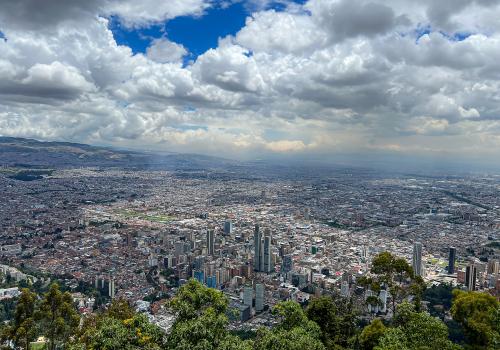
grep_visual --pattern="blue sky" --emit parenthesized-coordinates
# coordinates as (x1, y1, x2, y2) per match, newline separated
(109, 0, 308, 60)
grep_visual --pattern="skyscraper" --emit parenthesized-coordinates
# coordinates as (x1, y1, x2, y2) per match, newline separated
(340, 281, 349, 297)
(465, 263, 477, 291)
(448, 247, 456, 274)
(243, 286, 253, 307)
(487, 260, 499, 275)
(224, 221, 233, 235)
(108, 277, 115, 299)
(253, 224, 262, 271)
(206, 229, 215, 256)
(412, 242, 423, 277)
(263, 228, 272, 273)
(255, 283, 264, 312)
(282, 254, 293, 274)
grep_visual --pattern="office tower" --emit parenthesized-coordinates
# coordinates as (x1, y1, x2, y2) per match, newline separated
(340, 281, 349, 297)
(282, 254, 293, 274)
(224, 221, 233, 235)
(194, 270, 204, 284)
(465, 264, 477, 291)
(361, 246, 369, 260)
(194, 256, 205, 270)
(206, 275, 217, 289)
(412, 242, 423, 277)
(243, 286, 253, 307)
(487, 260, 499, 275)
(108, 277, 115, 299)
(206, 229, 215, 256)
(379, 290, 387, 313)
(255, 283, 264, 312)
(253, 224, 262, 271)
(148, 254, 158, 268)
(448, 247, 456, 274)
(263, 228, 272, 273)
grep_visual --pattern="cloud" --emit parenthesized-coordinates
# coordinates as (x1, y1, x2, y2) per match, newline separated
(307, 0, 407, 43)
(0, 0, 211, 30)
(265, 140, 307, 152)
(146, 38, 188, 64)
(0, 0, 500, 163)
(105, 0, 211, 27)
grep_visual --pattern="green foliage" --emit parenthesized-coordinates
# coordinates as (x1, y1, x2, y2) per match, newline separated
(103, 298, 135, 321)
(72, 298, 164, 350)
(168, 279, 228, 322)
(423, 283, 454, 318)
(36, 283, 80, 350)
(306, 295, 358, 349)
(369, 252, 425, 316)
(254, 326, 326, 350)
(451, 290, 500, 348)
(166, 279, 252, 350)
(0, 298, 18, 322)
(84, 314, 163, 350)
(5, 288, 38, 350)
(252, 301, 325, 350)
(375, 302, 461, 350)
(359, 319, 386, 350)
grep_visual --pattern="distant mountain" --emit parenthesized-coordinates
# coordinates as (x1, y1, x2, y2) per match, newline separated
(0, 137, 236, 170)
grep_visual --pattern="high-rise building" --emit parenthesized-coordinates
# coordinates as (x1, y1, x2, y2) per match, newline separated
(254, 224, 262, 271)
(243, 286, 253, 307)
(465, 264, 477, 291)
(263, 228, 273, 273)
(206, 275, 217, 289)
(224, 221, 233, 235)
(282, 254, 293, 273)
(448, 247, 456, 274)
(194, 256, 205, 270)
(412, 242, 423, 277)
(361, 245, 369, 260)
(379, 290, 388, 313)
(487, 260, 499, 275)
(194, 270, 204, 284)
(206, 229, 215, 256)
(148, 254, 158, 268)
(255, 283, 264, 312)
(108, 277, 115, 299)
(340, 281, 349, 297)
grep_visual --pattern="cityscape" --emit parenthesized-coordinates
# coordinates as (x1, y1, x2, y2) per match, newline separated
(0, 140, 499, 337)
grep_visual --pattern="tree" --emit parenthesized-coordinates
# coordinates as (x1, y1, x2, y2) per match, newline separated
(367, 252, 425, 316)
(84, 314, 163, 350)
(306, 295, 358, 348)
(451, 290, 500, 348)
(254, 326, 326, 350)
(9, 288, 37, 350)
(254, 301, 325, 350)
(104, 298, 135, 320)
(375, 302, 461, 350)
(167, 279, 228, 322)
(37, 283, 80, 350)
(359, 319, 386, 350)
(71, 296, 164, 350)
(166, 279, 252, 350)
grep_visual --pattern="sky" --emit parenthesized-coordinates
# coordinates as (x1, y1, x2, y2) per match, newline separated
(1, 0, 500, 169)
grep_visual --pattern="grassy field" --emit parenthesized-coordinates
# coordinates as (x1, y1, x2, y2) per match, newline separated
(113, 209, 175, 223)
